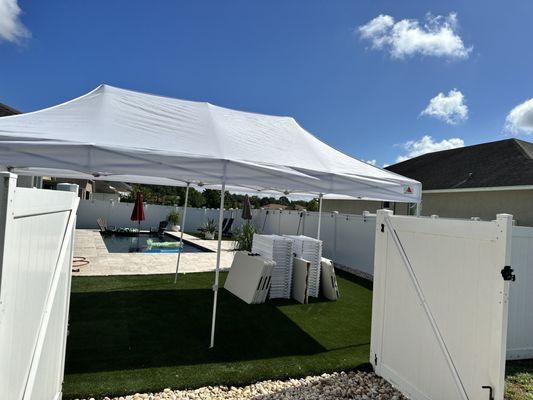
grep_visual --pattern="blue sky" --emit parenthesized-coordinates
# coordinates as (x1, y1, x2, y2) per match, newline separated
(1, 0, 533, 166)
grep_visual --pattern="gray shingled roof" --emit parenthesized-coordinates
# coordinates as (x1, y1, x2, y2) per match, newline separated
(0, 102, 20, 117)
(386, 138, 533, 190)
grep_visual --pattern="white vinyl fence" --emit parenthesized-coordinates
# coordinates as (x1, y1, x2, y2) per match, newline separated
(0, 173, 79, 400)
(76, 203, 377, 274)
(251, 209, 376, 276)
(507, 226, 533, 360)
(76, 200, 249, 232)
(371, 210, 513, 400)
(76, 199, 177, 229)
(76, 203, 377, 275)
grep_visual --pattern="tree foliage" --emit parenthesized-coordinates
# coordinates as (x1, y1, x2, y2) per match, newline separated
(121, 184, 317, 210)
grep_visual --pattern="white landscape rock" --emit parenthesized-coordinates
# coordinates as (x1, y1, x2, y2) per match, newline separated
(79, 371, 406, 400)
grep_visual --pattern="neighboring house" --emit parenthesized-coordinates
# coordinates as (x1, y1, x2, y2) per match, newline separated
(92, 181, 132, 201)
(323, 138, 533, 226)
(0, 103, 39, 187)
(44, 178, 132, 201)
(322, 197, 413, 216)
(51, 178, 94, 199)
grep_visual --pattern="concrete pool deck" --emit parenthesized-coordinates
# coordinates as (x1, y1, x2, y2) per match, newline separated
(73, 229, 236, 276)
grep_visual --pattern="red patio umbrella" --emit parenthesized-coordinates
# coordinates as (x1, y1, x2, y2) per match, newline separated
(130, 192, 145, 233)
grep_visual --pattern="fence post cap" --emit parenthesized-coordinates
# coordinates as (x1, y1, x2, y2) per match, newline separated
(496, 213, 513, 221)
(377, 209, 393, 217)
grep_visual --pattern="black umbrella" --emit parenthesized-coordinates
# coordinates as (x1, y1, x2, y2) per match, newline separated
(241, 195, 253, 221)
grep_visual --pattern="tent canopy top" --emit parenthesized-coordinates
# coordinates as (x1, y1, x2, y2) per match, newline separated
(0, 84, 421, 203)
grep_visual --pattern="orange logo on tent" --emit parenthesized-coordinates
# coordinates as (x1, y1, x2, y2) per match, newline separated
(404, 186, 414, 194)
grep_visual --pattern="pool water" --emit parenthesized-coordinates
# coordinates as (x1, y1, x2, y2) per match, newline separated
(101, 233, 209, 254)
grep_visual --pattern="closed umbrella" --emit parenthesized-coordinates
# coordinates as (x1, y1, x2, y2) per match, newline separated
(242, 195, 252, 222)
(131, 192, 145, 234)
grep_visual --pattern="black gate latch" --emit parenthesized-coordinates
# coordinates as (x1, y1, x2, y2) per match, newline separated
(501, 265, 516, 282)
(481, 385, 494, 400)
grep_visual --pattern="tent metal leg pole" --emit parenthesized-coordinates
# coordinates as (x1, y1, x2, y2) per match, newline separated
(209, 182, 225, 348)
(415, 201, 422, 217)
(317, 194, 323, 241)
(174, 183, 190, 283)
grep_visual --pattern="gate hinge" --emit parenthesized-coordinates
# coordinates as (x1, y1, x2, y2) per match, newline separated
(374, 354, 378, 365)
(380, 224, 384, 233)
(501, 265, 516, 282)
(481, 385, 494, 400)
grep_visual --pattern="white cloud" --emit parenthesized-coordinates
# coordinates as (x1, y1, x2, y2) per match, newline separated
(363, 159, 377, 166)
(505, 99, 533, 134)
(0, 0, 30, 44)
(421, 89, 468, 124)
(396, 135, 464, 162)
(358, 13, 471, 59)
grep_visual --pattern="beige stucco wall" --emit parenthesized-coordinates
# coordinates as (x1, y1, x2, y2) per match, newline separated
(421, 190, 533, 226)
(324, 189, 533, 227)
(322, 199, 412, 215)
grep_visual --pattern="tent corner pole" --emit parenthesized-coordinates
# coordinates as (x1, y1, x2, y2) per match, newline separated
(317, 193, 323, 241)
(174, 182, 190, 283)
(209, 181, 226, 348)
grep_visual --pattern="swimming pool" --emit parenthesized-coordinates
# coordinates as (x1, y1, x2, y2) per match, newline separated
(101, 233, 210, 254)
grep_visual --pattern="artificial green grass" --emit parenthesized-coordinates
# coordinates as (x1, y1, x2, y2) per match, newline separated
(63, 271, 373, 399)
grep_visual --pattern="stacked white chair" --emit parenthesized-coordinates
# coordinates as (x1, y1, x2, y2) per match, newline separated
(320, 258, 339, 301)
(252, 234, 294, 299)
(224, 251, 275, 304)
(284, 235, 322, 298)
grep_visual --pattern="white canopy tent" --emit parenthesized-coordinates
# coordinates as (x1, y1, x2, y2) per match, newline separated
(0, 84, 421, 347)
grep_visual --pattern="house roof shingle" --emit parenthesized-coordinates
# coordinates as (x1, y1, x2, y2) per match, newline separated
(386, 138, 533, 190)
(0, 102, 20, 117)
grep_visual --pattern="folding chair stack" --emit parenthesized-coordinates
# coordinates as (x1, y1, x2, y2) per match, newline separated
(252, 234, 294, 299)
(284, 235, 322, 298)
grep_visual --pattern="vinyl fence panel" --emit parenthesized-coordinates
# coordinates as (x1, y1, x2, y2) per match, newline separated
(371, 210, 512, 400)
(0, 172, 79, 400)
(76, 199, 176, 229)
(228, 208, 377, 273)
(334, 213, 376, 276)
(507, 226, 533, 360)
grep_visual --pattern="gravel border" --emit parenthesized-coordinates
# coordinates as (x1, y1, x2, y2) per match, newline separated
(77, 371, 406, 400)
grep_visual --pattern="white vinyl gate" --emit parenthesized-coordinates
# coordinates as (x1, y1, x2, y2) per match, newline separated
(0, 173, 79, 400)
(371, 210, 513, 400)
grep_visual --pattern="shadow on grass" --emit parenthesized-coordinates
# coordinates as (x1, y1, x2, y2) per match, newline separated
(65, 287, 326, 374)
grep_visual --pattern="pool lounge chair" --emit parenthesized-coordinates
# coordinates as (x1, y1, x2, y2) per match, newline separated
(218, 218, 234, 237)
(150, 220, 168, 237)
(97, 217, 115, 234)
